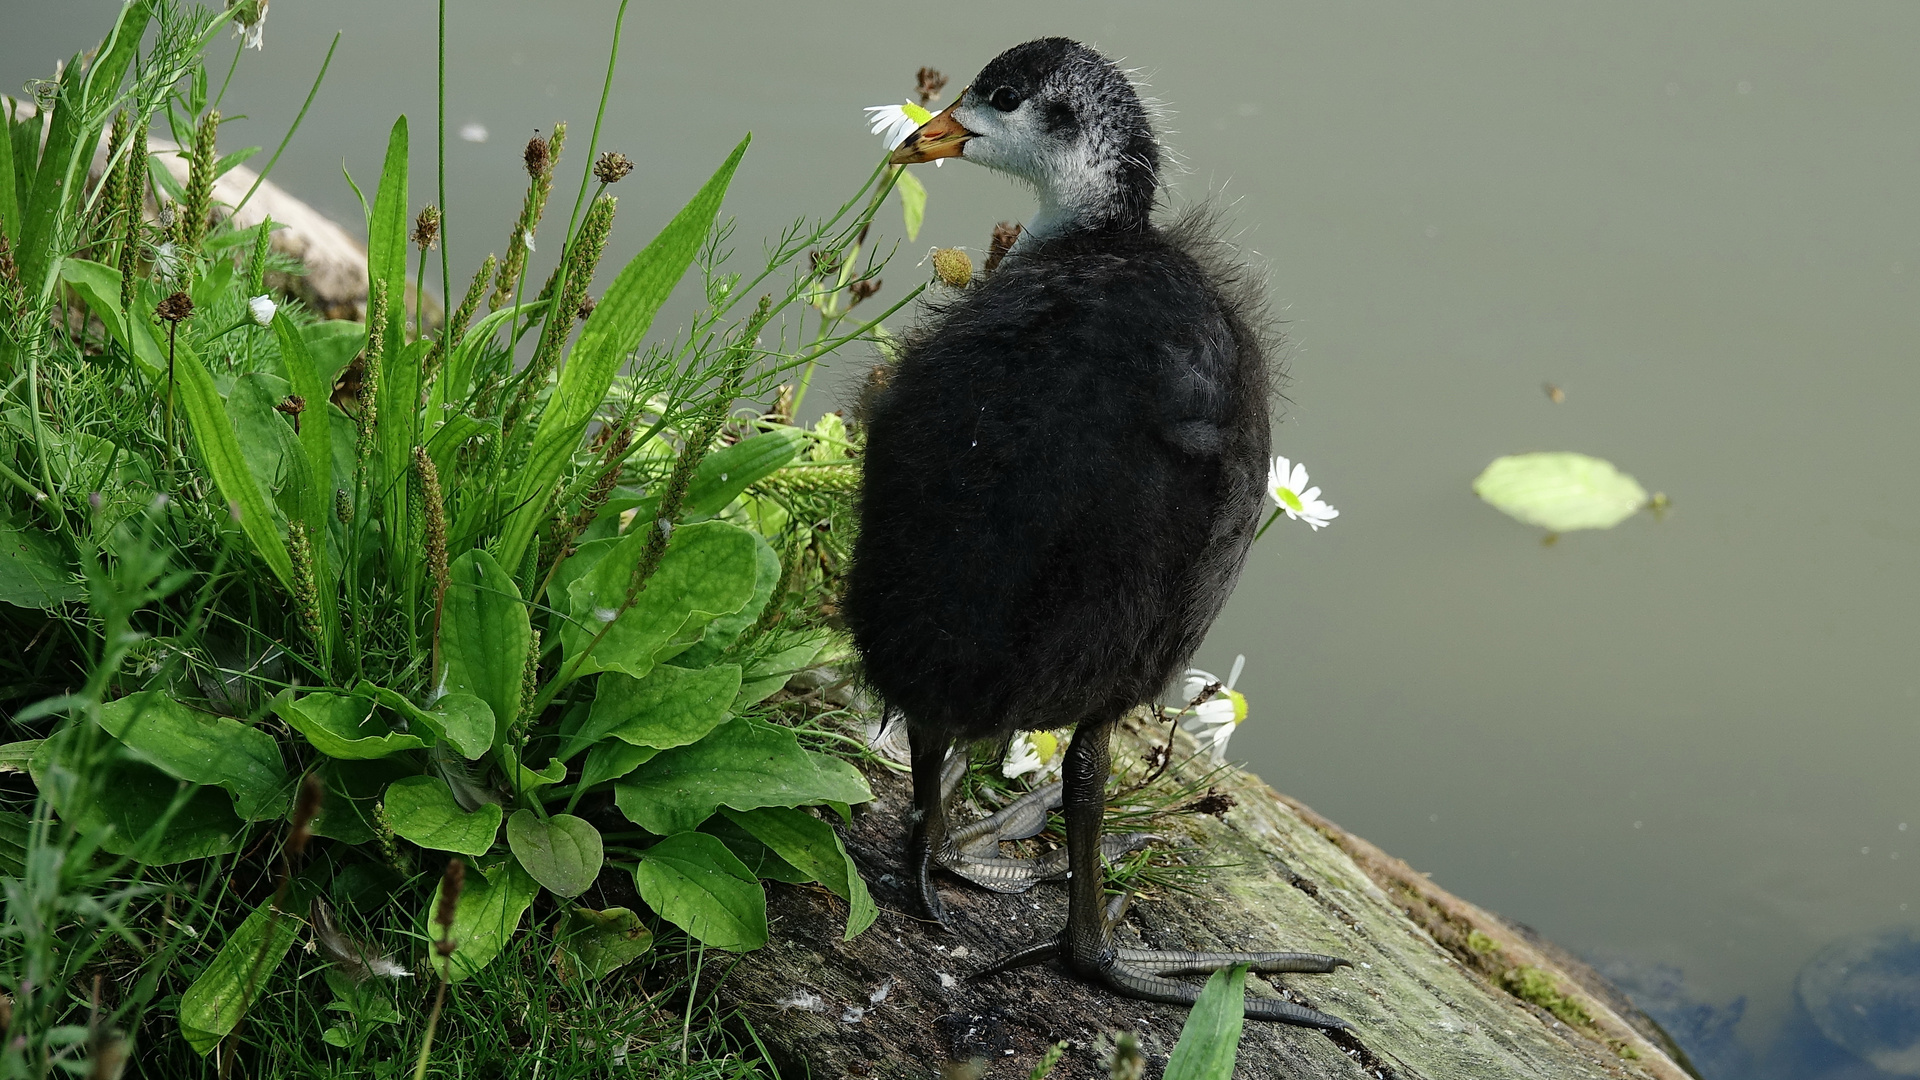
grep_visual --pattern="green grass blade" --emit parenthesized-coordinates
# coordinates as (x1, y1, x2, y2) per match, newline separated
(172, 339, 295, 588)
(1162, 965, 1249, 1080)
(495, 134, 749, 570)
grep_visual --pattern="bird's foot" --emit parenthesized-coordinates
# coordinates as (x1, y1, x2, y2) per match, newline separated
(936, 779, 1156, 894)
(972, 893, 1353, 1029)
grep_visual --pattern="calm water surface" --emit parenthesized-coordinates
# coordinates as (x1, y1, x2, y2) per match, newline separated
(8, 3, 1919, 1074)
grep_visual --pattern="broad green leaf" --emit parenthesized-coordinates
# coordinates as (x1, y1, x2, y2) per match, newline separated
(0, 810, 26, 877)
(29, 725, 243, 863)
(1162, 965, 1250, 1080)
(577, 741, 657, 792)
(355, 683, 493, 760)
(684, 427, 807, 520)
(633, 831, 767, 951)
(435, 300, 542, 415)
(700, 815, 811, 883)
(383, 775, 501, 856)
(179, 899, 303, 1056)
(506, 810, 603, 897)
(301, 320, 367, 386)
(546, 536, 618, 615)
(674, 532, 780, 667)
(1472, 452, 1650, 533)
(16, 3, 149, 296)
(0, 521, 81, 608)
(722, 806, 876, 940)
(0, 739, 40, 773)
(613, 716, 871, 835)
(897, 168, 927, 241)
(429, 857, 539, 981)
(272, 311, 342, 660)
(424, 412, 492, 483)
(172, 337, 295, 588)
(308, 757, 413, 845)
(227, 372, 300, 525)
(512, 756, 569, 792)
(58, 259, 167, 376)
(0, 83, 15, 244)
(97, 692, 289, 821)
(272, 691, 426, 760)
(561, 520, 759, 682)
(735, 632, 831, 708)
(554, 907, 654, 982)
(498, 135, 750, 570)
(565, 662, 740, 760)
(440, 548, 530, 746)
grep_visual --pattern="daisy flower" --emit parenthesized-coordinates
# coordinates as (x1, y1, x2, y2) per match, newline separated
(230, 0, 268, 50)
(247, 294, 277, 326)
(864, 101, 946, 165)
(1003, 730, 1063, 781)
(1180, 654, 1249, 763)
(1267, 455, 1339, 530)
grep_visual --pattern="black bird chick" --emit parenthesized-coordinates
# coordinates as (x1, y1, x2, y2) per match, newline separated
(845, 39, 1351, 1028)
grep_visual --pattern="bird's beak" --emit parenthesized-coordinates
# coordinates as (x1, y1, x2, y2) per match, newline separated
(891, 97, 974, 165)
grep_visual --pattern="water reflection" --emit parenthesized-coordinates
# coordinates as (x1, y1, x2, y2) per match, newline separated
(1610, 926, 1920, 1079)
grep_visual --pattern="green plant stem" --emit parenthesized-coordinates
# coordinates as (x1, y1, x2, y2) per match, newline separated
(234, 32, 339, 215)
(411, 975, 450, 1080)
(1253, 506, 1283, 542)
(437, 0, 450, 322)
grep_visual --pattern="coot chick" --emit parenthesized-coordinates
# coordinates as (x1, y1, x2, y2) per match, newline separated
(844, 38, 1350, 1028)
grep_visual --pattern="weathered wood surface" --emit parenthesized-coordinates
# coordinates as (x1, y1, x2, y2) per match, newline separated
(726, 708, 1693, 1080)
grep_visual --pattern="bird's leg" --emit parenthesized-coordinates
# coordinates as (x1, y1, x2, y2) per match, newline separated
(913, 733, 1153, 919)
(908, 726, 957, 927)
(976, 716, 1355, 1029)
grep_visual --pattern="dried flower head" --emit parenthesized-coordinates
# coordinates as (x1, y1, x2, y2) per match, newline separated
(930, 248, 972, 288)
(1183, 788, 1238, 818)
(593, 150, 634, 184)
(916, 67, 949, 107)
(288, 773, 325, 857)
(809, 249, 842, 280)
(524, 133, 551, 179)
(411, 205, 441, 251)
(275, 394, 306, 424)
(849, 277, 883, 305)
(154, 291, 194, 323)
(434, 857, 465, 951)
(576, 295, 597, 321)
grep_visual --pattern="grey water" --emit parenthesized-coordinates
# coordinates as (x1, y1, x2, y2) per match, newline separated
(6, 3, 1919, 1075)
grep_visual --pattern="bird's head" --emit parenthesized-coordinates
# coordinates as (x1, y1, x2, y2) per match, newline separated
(893, 38, 1160, 238)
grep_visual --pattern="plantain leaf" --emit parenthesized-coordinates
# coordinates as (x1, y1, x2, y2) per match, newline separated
(0, 521, 81, 608)
(171, 338, 295, 587)
(633, 831, 767, 951)
(355, 682, 493, 761)
(563, 661, 739, 760)
(29, 724, 243, 864)
(272, 690, 426, 760)
(553, 906, 654, 982)
(576, 740, 657, 793)
(497, 135, 749, 570)
(179, 899, 303, 1056)
(722, 806, 876, 940)
(1472, 452, 1650, 533)
(613, 716, 871, 836)
(58, 259, 167, 376)
(560, 520, 759, 683)
(97, 691, 289, 821)
(383, 775, 501, 857)
(440, 548, 530, 748)
(428, 857, 539, 981)
(1162, 965, 1250, 1080)
(506, 810, 603, 898)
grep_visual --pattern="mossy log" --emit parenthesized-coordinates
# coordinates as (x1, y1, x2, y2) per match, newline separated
(725, 707, 1696, 1080)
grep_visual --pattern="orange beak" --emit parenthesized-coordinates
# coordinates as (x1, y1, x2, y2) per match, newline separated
(890, 97, 975, 165)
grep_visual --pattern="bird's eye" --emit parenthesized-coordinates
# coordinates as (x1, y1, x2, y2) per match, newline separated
(989, 86, 1024, 112)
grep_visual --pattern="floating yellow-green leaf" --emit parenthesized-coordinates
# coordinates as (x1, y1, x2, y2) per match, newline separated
(1472, 453, 1649, 532)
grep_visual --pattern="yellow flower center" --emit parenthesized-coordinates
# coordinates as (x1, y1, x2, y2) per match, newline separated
(1274, 486, 1304, 513)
